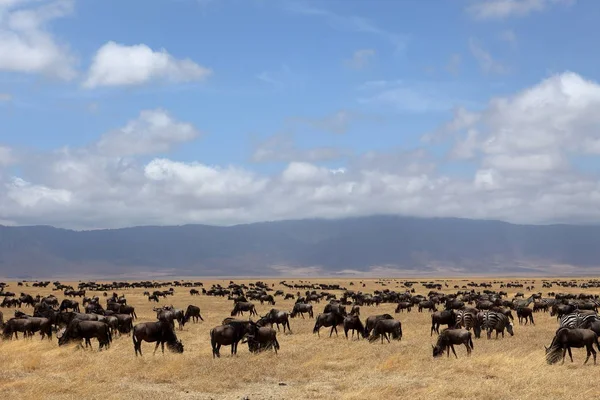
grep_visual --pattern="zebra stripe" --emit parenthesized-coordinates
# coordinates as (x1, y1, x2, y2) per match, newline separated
(558, 312, 600, 329)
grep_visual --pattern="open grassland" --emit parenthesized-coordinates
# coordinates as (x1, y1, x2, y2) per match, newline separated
(2, 277, 600, 400)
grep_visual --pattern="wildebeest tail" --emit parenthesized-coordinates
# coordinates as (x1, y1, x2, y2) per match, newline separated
(469, 334, 474, 350)
(107, 324, 113, 343)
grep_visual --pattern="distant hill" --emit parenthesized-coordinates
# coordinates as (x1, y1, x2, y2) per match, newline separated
(1, 216, 600, 278)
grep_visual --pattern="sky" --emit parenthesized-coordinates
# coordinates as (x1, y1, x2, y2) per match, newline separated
(1, 0, 600, 229)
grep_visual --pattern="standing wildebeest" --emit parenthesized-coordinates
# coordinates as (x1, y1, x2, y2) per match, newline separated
(244, 324, 280, 354)
(155, 307, 186, 330)
(395, 301, 412, 313)
(118, 305, 137, 320)
(184, 305, 204, 323)
(545, 328, 600, 365)
(364, 314, 394, 336)
(343, 315, 367, 340)
(259, 309, 291, 333)
(114, 314, 134, 335)
(148, 294, 159, 302)
(431, 310, 457, 336)
(290, 303, 313, 319)
(231, 302, 258, 317)
(59, 299, 80, 313)
(432, 329, 474, 358)
(418, 300, 437, 312)
(517, 307, 535, 325)
(58, 319, 112, 350)
(350, 305, 360, 316)
(190, 289, 200, 296)
(368, 319, 402, 343)
(259, 294, 276, 306)
(132, 320, 184, 356)
(313, 310, 345, 337)
(210, 320, 254, 358)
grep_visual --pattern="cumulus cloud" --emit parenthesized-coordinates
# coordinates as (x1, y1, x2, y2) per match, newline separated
(0, 0, 77, 79)
(467, 0, 575, 20)
(83, 41, 212, 88)
(96, 109, 199, 156)
(4, 72, 600, 228)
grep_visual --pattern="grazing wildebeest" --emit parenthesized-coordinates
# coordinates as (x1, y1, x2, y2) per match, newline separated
(430, 310, 457, 336)
(58, 319, 112, 350)
(231, 302, 258, 317)
(284, 293, 295, 300)
(343, 315, 367, 340)
(2, 318, 32, 339)
(323, 303, 347, 316)
(418, 300, 437, 313)
(545, 328, 600, 365)
(59, 299, 80, 313)
(432, 329, 474, 358)
(190, 289, 200, 296)
(395, 301, 412, 313)
(210, 320, 254, 358)
(290, 303, 313, 319)
(259, 309, 291, 333)
(313, 310, 345, 337)
(184, 305, 204, 323)
(517, 307, 535, 325)
(368, 319, 402, 344)
(364, 314, 394, 336)
(259, 294, 276, 306)
(148, 294, 159, 302)
(244, 324, 280, 354)
(132, 320, 184, 356)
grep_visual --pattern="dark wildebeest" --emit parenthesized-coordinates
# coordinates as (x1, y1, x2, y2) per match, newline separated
(323, 303, 347, 316)
(343, 315, 367, 340)
(118, 305, 137, 320)
(418, 300, 437, 313)
(59, 299, 80, 313)
(364, 314, 394, 336)
(368, 319, 402, 344)
(290, 303, 313, 319)
(395, 301, 412, 313)
(259, 294, 276, 306)
(114, 313, 134, 335)
(313, 310, 345, 337)
(545, 328, 600, 365)
(148, 294, 159, 302)
(517, 307, 535, 325)
(432, 329, 474, 358)
(210, 320, 254, 358)
(155, 307, 186, 330)
(2, 318, 32, 339)
(184, 305, 204, 323)
(190, 289, 200, 296)
(431, 310, 457, 336)
(58, 319, 112, 350)
(132, 320, 184, 356)
(284, 293, 295, 300)
(259, 309, 291, 333)
(230, 302, 258, 317)
(350, 305, 360, 316)
(244, 324, 280, 354)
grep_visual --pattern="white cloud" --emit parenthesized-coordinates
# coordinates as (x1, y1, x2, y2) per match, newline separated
(96, 109, 199, 156)
(5, 72, 600, 228)
(83, 41, 212, 88)
(467, 0, 575, 20)
(0, 0, 77, 79)
(0, 145, 15, 165)
(469, 38, 509, 74)
(345, 49, 375, 70)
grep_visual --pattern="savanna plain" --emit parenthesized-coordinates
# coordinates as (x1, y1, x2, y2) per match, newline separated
(1, 277, 600, 400)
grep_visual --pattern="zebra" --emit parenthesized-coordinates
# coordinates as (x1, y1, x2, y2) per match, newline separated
(479, 311, 514, 339)
(559, 312, 600, 330)
(455, 309, 481, 338)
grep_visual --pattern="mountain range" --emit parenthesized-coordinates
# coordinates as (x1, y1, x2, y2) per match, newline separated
(1, 216, 600, 278)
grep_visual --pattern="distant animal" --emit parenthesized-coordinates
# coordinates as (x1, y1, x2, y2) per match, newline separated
(290, 303, 313, 319)
(517, 307, 534, 325)
(230, 302, 258, 317)
(368, 319, 402, 344)
(184, 305, 204, 323)
(313, 311, 345, 337)
(364, 314, 394, 336)
(343, 315, 367, 340)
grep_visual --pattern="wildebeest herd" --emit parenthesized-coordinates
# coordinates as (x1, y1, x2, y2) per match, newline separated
(3, 278, 600, 366)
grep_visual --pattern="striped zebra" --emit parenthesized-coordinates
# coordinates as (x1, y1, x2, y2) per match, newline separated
(559, 312, 600, 329)
(455, 309, 481, 337)
(479, 311, 514, 339)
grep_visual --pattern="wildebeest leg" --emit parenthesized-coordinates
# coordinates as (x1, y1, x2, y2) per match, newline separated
(329, 326, 335, 337)
(465, 342, 471, 355)
(161, 341, 165, 354)
(561, 347, 567, 364)
(153, 342, 160, 355)
(344, 328, 348, 339)
(450, 344, 458, 359)
(584, 344, 592, 364)
(446, 345, 450, 357)
(567, 347, 574, 363)
(385, 333, 391, 343)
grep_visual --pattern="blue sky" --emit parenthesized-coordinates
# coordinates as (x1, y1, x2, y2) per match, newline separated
(1, 0, 600, 228)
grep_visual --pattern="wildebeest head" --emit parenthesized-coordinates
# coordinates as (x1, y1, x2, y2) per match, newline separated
(167, 339, 184, 353)
(544, 344, 562, 364)
(432, 344, 445, 358)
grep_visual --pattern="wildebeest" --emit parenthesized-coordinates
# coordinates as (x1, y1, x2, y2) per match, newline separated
(364, 314, 394, 336)
(290, 303, 313, 319)
(313, 310, 345, 337)
(244, 324, 280, 354)
(132, 320, 184, 356)
(230, 302, 258, 317)
(368, 319, 402, 343)
(184, 305, 204, 323)
(58, 319, 112, 350)
(155, 307, 186, 330)
(190, 289, 200, 296)
(545, 328, 600, 365)
(343, 315, 367, 340)
(432, 329, 474, 358)
(430, 310, 457, 336)
(59, 299, 80, 313)
(395, 301, 412, 313)
(517, 307, 535, 325)
(418, 300, 437, 313)
(258, 309, 291, 333)
(148, 294, 159, 302)
(210, 320, 254, 358)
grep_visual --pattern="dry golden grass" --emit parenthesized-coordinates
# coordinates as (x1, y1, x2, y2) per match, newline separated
(2, 277, 600, 399)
